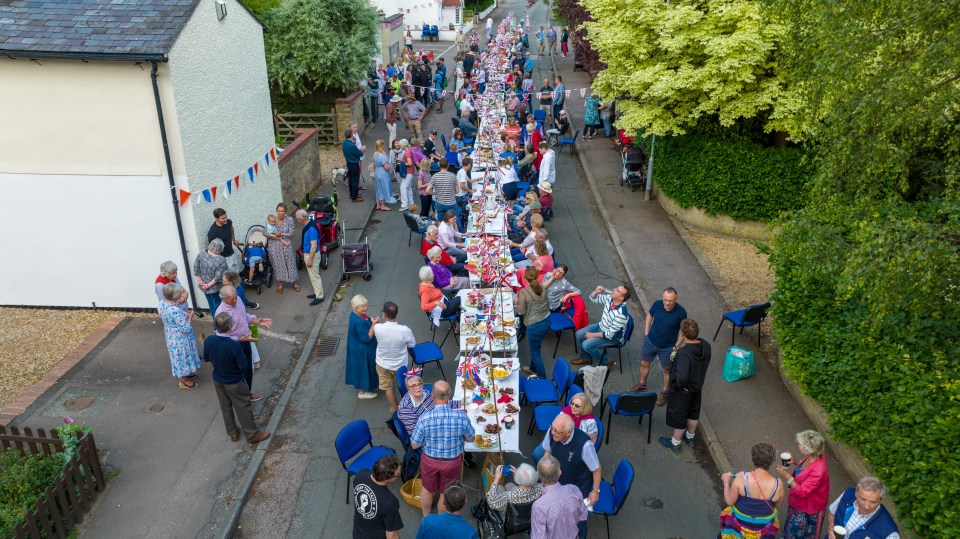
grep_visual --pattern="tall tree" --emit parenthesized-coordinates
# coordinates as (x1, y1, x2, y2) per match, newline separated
(262, 0, 379, 96)
(582, 0, 806, 138)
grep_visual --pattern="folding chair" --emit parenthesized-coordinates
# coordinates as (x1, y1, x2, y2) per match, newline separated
(591, 459, 635, 538)
(334, 420, 396, 503)
(713, 302, 771, 347)
(601, 314, 634, 374)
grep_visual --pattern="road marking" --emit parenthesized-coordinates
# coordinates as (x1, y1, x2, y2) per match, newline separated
(259, 329, 299, 343)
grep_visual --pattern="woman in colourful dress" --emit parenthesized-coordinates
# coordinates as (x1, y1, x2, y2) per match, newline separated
(266, 203, 300, 294)
(720, 442, 784, 538)
(778, 430, 830, 539)
(158, 282, 201, 389)
(345, 295, 379, 399)
(583, 93, 603, 141)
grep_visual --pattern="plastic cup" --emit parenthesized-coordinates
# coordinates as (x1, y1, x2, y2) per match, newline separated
(833, 526, 847, 538)
(780, 452, 792, 467)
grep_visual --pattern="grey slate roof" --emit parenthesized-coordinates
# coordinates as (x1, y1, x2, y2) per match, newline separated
(0, 0, 201, 59)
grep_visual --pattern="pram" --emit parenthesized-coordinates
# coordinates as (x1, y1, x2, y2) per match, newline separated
(241, 225, 273, 294)
(621, 144, 647, 192)
(341, 236, 372, 282)
(296, 193, 343, 270)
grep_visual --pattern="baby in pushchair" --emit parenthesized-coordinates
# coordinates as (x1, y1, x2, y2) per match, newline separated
(242, 227, 269, 286)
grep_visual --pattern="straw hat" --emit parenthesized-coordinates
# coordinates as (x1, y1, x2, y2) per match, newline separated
(390, 95, 402, 103)
(538, 182, 552, 193)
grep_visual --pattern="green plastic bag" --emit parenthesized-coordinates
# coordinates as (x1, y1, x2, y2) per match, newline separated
(722, 346, 754, 382)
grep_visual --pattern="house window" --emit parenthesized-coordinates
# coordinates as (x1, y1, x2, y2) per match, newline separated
(456, 9, 461, 25)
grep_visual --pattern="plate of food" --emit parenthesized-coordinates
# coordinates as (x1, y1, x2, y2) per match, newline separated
(504, 403, 520, 414)
(473, 434, 498, 448)
(481, 403, 498, 415)
(493, 359, 517, 372)
(484, 424, 502, 435)
(465, 336, 483, 346)
(491, 366, 511, 380)
(466, 246, 480, 254)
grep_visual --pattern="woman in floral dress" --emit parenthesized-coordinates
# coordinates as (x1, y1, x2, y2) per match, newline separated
(267, 202, 300, 294)
(158, 282, 201, 389)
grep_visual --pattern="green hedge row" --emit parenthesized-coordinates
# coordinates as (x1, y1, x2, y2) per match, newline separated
(0, 450, 64, 537)
(652, 134, 812, 222)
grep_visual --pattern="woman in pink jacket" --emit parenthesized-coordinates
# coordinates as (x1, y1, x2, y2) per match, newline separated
(777, 430, 831, 539)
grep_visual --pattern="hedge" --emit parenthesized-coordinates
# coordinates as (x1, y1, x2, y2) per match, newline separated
(652, 134, 812, 222)
(768, 199, 960, 537)
(0, 449, 64, 537)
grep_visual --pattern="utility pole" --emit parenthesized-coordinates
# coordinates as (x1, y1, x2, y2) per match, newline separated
(644, 0, 670, 202)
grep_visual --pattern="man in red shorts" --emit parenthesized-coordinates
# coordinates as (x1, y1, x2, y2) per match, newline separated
(410, 380, 475, 517)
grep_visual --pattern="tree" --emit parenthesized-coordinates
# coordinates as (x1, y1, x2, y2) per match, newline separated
(262, 0, 379, 96)
(239, 0, 280, 14)
(582, 0, 806, 138)
(529, 0, 605, 77)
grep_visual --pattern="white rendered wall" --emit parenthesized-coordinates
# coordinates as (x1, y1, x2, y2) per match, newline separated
(167, 0, 282, 276)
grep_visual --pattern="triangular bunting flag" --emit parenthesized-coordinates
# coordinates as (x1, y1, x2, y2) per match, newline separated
(248, 167, 254, 182)
(179, 189, 191, 207)
(565, 90, 571, 98)
(270, 147, 277, 161)
(193, 192, 202, 205)
(202, 189, 212, 203)
(210, 186, 217, 201)
(254, 162, 259, 176)
(226, 179, 232, 194)
(234, 176, 240, 188)
(221, 181, 231, 200)
(264, 151, 270, 166)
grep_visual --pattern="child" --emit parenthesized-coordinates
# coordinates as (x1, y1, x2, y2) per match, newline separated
(243, 230, 267, 286)
(265, 214, 277, 236)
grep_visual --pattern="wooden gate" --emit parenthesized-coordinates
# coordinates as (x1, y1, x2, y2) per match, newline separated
(274, 112, 338, 145)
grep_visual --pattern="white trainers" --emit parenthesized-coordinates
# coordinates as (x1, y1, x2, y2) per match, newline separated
(358, 392, 379, 400)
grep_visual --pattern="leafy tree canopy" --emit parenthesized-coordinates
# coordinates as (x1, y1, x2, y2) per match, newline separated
(583, 0, 807, 138)
(239, 0, 280, 14)
(262, 0, 379, 96)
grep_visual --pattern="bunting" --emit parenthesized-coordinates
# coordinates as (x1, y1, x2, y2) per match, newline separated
(177, 146, 280, 206)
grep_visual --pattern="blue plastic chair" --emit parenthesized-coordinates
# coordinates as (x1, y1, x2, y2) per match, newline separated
(524, 359, 571, 434)
(421, 24, 429, 40)
(440, 133, 450, 152)
(430, 25, 439, 41)
(604, 392, 657, 445)
(410, 342, 446, 380)
(426, 310, 458, 349)
(601, 314, 634, 374)
(533, 110, 546, 124)
(549, 306, 578, 358)
(557, 129, 580, 155)
(713, 302, 771, 347)
(335, 420, 397, 503)
(591, 459, 635, 538)
(396, 365, 433, 398)
(531, 384, 581, 434)
(403, 212, 427, 247)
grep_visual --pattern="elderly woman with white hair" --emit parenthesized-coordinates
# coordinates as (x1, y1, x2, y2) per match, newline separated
(426, 246, 468, 290)
(346, 295, 380, 399)
(154, 261, 202, 317)
(159, 282, 201, 389)
(777, 430, 831, 539)
(418, 266, 462, 320)
(486, 463, 543, 514)
(194, 238, 229, 313)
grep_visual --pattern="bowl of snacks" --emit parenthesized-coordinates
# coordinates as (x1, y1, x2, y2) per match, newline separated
(491, 367, 511, 380)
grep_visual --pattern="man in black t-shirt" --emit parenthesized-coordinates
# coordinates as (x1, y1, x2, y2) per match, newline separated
(208, 208, 240, 272)
(353, 455, 404, 539)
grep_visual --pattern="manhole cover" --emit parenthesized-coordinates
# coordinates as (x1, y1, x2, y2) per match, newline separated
(314, 336, 341, 357)
(64, 396, 94, 411)
(643, 497, 663, 509)
(149, 404, 165, 413)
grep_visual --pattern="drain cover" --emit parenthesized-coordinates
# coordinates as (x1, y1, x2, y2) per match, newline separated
(149, 404, 165, 413)
(315, 336, 341, 357)
(64, 396, 94, 411)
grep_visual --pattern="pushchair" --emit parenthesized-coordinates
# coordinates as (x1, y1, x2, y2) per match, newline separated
(241, 225, 273, 294)
(296, 193, 343, 270)
(621, 144, 647, 191)
(341, 236, 372, 282)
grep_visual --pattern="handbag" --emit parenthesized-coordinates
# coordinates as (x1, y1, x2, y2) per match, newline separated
(722, 346, 755, 382)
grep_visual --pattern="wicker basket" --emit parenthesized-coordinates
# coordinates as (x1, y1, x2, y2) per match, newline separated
(401, 476, 422, 508)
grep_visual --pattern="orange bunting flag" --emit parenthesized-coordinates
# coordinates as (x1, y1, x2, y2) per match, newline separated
(234, 176, 240, 188)
(210, 186, 217, 201)
(254, 162, 259, 175)
(179, 189, 191, 207)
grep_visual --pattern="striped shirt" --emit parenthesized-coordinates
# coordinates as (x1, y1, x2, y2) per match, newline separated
(430, 171, 458, 205)
(410, 404, 474, 459)
(591, 292, 628, 342)
(397, 391, 435, 436)
(531, 483, 588, 539)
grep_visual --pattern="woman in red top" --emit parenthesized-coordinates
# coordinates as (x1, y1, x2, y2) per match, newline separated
(777, 430, 830, 539)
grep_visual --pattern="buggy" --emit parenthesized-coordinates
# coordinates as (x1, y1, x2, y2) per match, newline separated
(621, 144, 647, 191)
(296, 193, 343, 270)
(240, 225, 273, 294)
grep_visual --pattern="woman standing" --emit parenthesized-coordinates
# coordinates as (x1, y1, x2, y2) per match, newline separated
(346, 295, 379, 399)
(159, 282, 200, 389)
(194, 238, 228, 312)
(391, 138, 407, 207)
(515, 266, 550, 377)
(154, 261, 202, 317)
(583, 93, 603, 141)
(502, 116, 522, 148)
(373, 140, 392, 211)
(720, 443, 784, 539)
(560, 27, 569, 57)
(267, 203, 300, 294)
(405, 30, 413, 52)
(778, 431, 830, 539)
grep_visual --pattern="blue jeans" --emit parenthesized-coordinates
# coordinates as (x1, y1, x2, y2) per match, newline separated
(575, 323, 617, 365)
(434, 202, 459, 221)
(205, 292, 221, 313)
(602, 117, 612, 137)
(527, 317, 550, 377)
(531, 443, 546, 463)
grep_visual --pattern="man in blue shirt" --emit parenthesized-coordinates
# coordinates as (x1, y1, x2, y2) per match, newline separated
(342, 129, 365, 202)
(204, 313, 270, 444)
(524, 52, 535, 76)
(415, 481, 478, 539)
(552, 75, 565, 124)
(295, 209, 324, 306)
(636, 287, 688, 405)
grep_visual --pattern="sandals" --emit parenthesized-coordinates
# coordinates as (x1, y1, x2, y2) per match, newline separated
(179, 379, 198, 389)
(292, 283, 301, 293)
(277, 285, 283, 294)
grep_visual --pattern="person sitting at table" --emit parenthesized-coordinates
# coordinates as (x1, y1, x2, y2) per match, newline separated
(452, 128, 472, 152)
(510, 214, 545, 264)
(536, 182, 554, 212)
(445, 141, 463, 170)
(458, 115, 478, 140)
(422, 225, 467, 273)
(517, 144, 536, 181)
(397, 373, 434, 436)
(486, 463, 543, 517)
(502, 116, 522, 148)
(427, 246, 469, 290)
(516, 228, 555, 269)
(404, 203, 436, 231)
(437, 211, 469, 268)
(510, 193, 542, 238)
(531, 392, 599, 462)
(542, 265, 581, 312)
(418, 266, 463, 320)
(525, 240, 555, 281)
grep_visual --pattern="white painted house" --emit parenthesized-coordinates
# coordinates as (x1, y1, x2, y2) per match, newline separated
(373, 0, 468, 41)
(0, 0, 282, 309)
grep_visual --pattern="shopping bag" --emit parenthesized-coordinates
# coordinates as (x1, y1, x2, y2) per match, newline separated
(722, 346, 755, 382)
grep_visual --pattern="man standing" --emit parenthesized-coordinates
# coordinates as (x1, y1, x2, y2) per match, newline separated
(215, 285, 272, 401)
(571, 283, 631, 367)
(353, 455, 404, 539)
(635, 287, 687, 406)
(343, 129, 365, 202)
(204, 312, 270, 444)
(385, 95, 401, 148)
(524, 51, 535, 76)
(373, 301, 416, 413)
(546, 25, 558, 56)
(295, 209, 325, 306)
(538, 79, 553, 122)
(428, 158, 459, 219)
(454, 28, 466, 56)
(552, 75, 566, 123)
(410, 380, 474, 517)
(537, 141, 556, 186)
(658, 319, 712, 453)
(400, 94, 426, 140)
(536, 26, 545, 56)
(462, 51, 475, 80)
(423, 130, 441, 163)
(531, 454, 589, 539)
(208, 208, 242, 272)
(823, 476, 900, 539)
(415, 481, 478, 539)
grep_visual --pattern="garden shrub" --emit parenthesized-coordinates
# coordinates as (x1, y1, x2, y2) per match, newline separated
(652, 134, 812, 222)
(0, 449, 64, 537)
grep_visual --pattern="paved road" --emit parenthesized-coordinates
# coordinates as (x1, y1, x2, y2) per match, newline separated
(235, 2, 722, 537)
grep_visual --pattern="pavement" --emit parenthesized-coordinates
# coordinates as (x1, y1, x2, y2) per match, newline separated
(7, 1, 868, 538)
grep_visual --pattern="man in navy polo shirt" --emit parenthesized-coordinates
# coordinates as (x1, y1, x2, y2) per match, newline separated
(634, 287, 687, 406)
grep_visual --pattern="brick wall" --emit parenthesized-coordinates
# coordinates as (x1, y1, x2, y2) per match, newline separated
(278, 128, 321, 202)
(335, 90, 366, 137)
